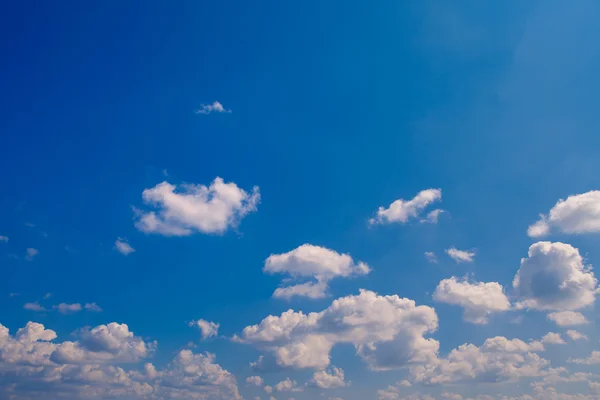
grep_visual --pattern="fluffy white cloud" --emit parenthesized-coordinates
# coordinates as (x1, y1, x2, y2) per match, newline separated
(196, 101, 231, 114)
(135, 178, 260, 236)
(51, 323, 155, 364)
(274, 377, 302, 392)
(547, 311, 588, 326)
(114, 238, 135, 255)
(540, 333, 566, 345)
(445, 247, 475, 263)
(53, 303, 83, 314)
(512, 242, 597, 310)
(409, 334, 552, 385)
(25, 247, 39, 261)
(424, 252, 438, 263)
(264, 244, 371, 299)
(238, 289, 439, 370)
(433, 277, 510, 324)
(528, 191, 600, 237)
(246, 375, 264, 386)
(189, 319, 220, 339)
(310, 367, 346, 388)
(422, 209, 444, 223)
(370, 189, 442, 225)
(565, 330, 588, 341)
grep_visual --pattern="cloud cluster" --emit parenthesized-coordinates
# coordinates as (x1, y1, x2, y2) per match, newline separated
(237, 289, 439, 370)
(134, 178, 260, 236)
(370, 189, 442, 225)
(264, 244, 371, 299)
(528, 191, 600, 237)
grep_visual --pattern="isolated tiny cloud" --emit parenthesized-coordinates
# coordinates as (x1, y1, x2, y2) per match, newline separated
(25, 248, 38, 261)
(189, 319, 219, 339)
(424, 252, 438, 263)
(370, 188, 442, 225)
(84, 302, 103, 312)
(195, 101, 231, 115)
(528, 190, 600, 237)
(134, 177, 260, 236)
(23, 302, 47, 312)
(0, 235, 8, 242)
(513, 241, 597, 311)
(445, 247, 475, 263)
(53, 303, 83, 314)
(263, 244, 371, 300)
(114, 238, 135, 255)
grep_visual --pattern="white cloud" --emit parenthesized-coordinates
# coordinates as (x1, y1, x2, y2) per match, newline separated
(25, 247, 39, 261)
(134, 178, 260, 236)
(44, 292, 52, 299)
(433, 277, 510, 324)
(196, 101, 231, 114)
(528, 191, 600, 237)
(565, 330, 588, 341)
(24, 302, 47, 312)
(547, 311, 588, 326)
(51, 322, 155, 364)
(264, 244, 371, 299)
(422, 209, 444, 224)
(540, 333, 566, 345)
(445, 247, 475, 263)
(424, 252, 438, 263)
(569, 351, 600, 364)
(0, 236, 8, 242)
(246, 376, 264, 386)
(114, 238, 135, 255)
(370, 189, 442, 225)
(310, 367, 346, 389)
(53, 303, 83, 314)
(85, 302, 103, 312)
(512, 241, 597, 310)
(274, 378, 302, 392)
(238, 289, 439, 370)
(189, 319, 219, 340)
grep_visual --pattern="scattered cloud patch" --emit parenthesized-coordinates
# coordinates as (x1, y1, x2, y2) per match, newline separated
(424, 252, 438, 263)
(540, 332, 566, 345)
(189, 319, 220, 339)
(0, 235, 8, 242)
(547, 311, 588, 326)
(134, 178, 260, 236)
(370, 189, 442, 225)
(24, 302, 47, 312)
(114, 238, 135, 255)
(264, 244, 370, 299)
(53, 303, 83, 314)
(84, 302, 103, 312)
(422, 209, 444, 223)
(274, 378, 302, 392)
(25, 247, 38, 261)
(513, 241, 597, 311)
(310, 367, 346, 389)
(569, 351, 600, 364)
(565, 330, 588, 341)
(528, 191, 600, 237)
(445, 247, 475, 263)
(433, 277, 510, 324)
(246, 376, 264, 386)
(196, 101, 231, 115)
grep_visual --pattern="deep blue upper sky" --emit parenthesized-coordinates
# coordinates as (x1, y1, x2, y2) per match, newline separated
(1, 1, 600, 399)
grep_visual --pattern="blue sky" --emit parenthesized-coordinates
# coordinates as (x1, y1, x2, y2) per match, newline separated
(2, 1, 600, 399)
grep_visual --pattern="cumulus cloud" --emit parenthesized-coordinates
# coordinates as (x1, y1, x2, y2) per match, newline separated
(114, 238, 135, 255)
(310, 367, 346, 388)
(264, 244, 371, 299)
(370, 189, 442, 225)
(196, 101, 231, 114)
(189, 319, 219, 339)
(237, 289, 439, 370)
(274, 377, 302, 392)
(24, 302, 47, 312)
(512, 242, 597, 311)
(25, 247, 39, 261)
(134, 178, 260, 236)
(565, 330, 588, 341)
(424, 252, 438, 263)
(0, 321, 240, 400)
(528, 191, 600, 237)
(540, 333, 566, 345)
(569, 350, 600, 364)
(547, 311, 588, 326)
(445, 247, 475, 263)
(246, 375, 264, 386)
(433, 277, 511, 324)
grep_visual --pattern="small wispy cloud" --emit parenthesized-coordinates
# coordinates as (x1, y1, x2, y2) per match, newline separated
(195, 101, 231, 115)
(24, 302, 47, 312)
(115, 238, 135, 255)
(53, 303, 83, 314)
(445, 247, 476, 263)
(25, 248, 39, 261)
(43, 292, 52, 299)
(424, 252, 438, 263)
(0, 235, 8, 243)
(84, 302, 103, 312)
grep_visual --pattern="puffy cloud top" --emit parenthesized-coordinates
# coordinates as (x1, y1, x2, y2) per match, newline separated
(528, 191, 600, 237)
(370, 189, 442, 225)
